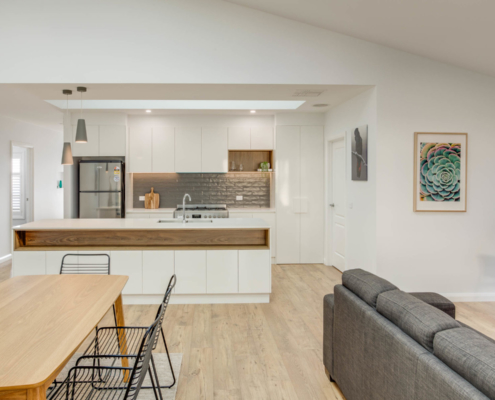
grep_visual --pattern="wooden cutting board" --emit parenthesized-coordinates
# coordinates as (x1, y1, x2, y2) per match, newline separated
(145, 187, 160, 209)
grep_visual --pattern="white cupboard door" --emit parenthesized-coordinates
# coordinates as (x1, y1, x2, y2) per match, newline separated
(228, 127, 251, 150)
(72, 125, 99, 156)
(152, 127, 175, 172)
(152, 213, 174, 219)
(99, 126, 126, 156)
(13, 251, 45, 276)
(206, 250, 238, 294)
(129, 127, 152, 173)
(300, 126, 325, 263)
(143, 251, 174, 295)
(126, 213, 151, 219)
(229, 212, 253, 218)
(238, 250, 271, 293)
(46, 251, 74, 274)
(252, 213, 276, 258)
(276, 126, 301, 264)
(175, 127, 201, 172)
(202, 127, 228, 172)
(251, 127, 274, 150)
(110, 251, 143, 294)
(175, 251, 206, 294)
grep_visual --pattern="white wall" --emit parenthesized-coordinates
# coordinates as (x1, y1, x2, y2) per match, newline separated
(0, 116, 64, 261)
(3, 0, 495, 297)
(325, 88, 377, 273)
(128, 114, 274, 128)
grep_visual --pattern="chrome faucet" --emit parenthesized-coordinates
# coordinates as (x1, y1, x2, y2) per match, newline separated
(182, 194, 191, 222)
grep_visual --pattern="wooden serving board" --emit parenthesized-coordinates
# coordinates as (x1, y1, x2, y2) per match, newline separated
(145, 187, 159, 209)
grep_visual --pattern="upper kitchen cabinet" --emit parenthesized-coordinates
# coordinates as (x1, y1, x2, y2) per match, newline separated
(152, 127, 175, 173)
(129, 127, 152, 173)
(99, 126, 126, 156)
(228, 127, 251, 150)
(251, 126, 274, 150)
(175, 127, 202, 172)
(202, 127, 228, 172)
(71, 125, 99, 156)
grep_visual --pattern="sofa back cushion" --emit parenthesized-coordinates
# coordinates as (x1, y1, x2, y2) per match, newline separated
(377, 290, 459, 352)
(342, 269, 397, 308)
(434, 327, 495, 400)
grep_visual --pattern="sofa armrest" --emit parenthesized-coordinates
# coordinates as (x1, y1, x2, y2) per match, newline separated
(323, 294, 335, 378)
(409, 292, 456, 319)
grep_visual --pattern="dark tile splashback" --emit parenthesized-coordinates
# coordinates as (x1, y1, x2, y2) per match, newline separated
(133, 173, 271, 209)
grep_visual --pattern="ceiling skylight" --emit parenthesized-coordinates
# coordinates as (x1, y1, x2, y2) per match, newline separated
(45, 100, 305, 110)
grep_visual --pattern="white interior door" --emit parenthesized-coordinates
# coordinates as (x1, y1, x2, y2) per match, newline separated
(329, 138, 346, 271)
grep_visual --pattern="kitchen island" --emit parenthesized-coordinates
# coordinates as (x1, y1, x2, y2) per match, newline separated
(12, 218, 271, 304)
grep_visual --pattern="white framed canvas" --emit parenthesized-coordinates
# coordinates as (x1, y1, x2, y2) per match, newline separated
(414, 132, 467, 212)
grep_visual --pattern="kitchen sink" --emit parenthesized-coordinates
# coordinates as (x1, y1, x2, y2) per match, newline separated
(158, 219, 213, 224)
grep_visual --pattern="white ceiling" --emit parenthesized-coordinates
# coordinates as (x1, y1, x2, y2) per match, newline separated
(224, 0, 495, 78)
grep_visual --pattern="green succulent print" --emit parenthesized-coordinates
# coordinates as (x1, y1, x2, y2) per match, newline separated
(419, 142, 461, 202)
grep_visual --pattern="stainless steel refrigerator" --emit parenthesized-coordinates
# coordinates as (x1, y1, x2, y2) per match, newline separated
(79, 160, 125, 218)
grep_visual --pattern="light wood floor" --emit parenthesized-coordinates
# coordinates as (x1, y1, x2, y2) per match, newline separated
(1, 262, 495, 400)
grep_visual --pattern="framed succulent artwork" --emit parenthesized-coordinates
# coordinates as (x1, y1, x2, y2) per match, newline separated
(414, 132, 467, 212)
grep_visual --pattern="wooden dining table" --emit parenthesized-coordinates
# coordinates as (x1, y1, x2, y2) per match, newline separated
(0, 274, 128, 400)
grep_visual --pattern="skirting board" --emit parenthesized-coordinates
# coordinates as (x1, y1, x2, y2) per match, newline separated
(441, 293, 495, 302)
(0, 254, 12, 267)
(123, 293, 270, 305)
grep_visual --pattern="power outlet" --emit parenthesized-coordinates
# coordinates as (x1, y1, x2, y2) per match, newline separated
(139, 196, 145, 201)
(236, 195, 243, 201)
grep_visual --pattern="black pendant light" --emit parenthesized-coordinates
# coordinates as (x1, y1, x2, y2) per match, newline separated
(75, 86, 88, 143)
(61, 89, 74, 165)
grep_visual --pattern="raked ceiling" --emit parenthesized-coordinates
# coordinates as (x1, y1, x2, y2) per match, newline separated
(224, 0, 495, 78)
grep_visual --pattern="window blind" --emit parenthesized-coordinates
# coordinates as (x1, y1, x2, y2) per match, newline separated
(12, 151, 25, 220)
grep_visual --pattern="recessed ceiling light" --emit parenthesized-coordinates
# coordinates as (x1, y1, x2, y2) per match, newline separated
(146, 110, 151, 113)
(313, 103, 329, 107)
(250, 110, 256, 113)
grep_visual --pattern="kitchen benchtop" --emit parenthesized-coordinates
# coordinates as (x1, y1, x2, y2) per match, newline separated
(13, 218, 270, 231)
(125, 208, 276, 214)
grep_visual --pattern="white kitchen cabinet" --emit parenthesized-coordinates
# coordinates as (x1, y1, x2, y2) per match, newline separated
(202, 127, 228, 172)
(251, 127, 274, 150)
(129, 127, 152, 173)
(153, 213, 174, 219)
(110, 251, 143, 294)
(72, 125, 99, 156)
(99, 126, 126, 156)
(228, 127, 251, 150)
(46, 251, 73, 274)
(126, 213, 151, 219)
(13, 251, 45, 276)
(143, 251, 174, 295)
(175, 127, 201, 172)
(174, 250, 206, 294)
(252, 212, 276, 258)
(238, 250, 270, 293)
(152, 127, 175, 173)
(229, 212, 253, 218)
(276, 125, 324, 264)
(206, 250, 238, 293)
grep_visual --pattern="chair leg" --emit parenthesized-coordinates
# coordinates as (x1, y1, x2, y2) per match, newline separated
(148, 362, 162, 400)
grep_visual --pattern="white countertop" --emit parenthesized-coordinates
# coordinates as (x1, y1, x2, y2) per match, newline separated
(14, 218, 270, 231)
(126, 208, 275, 214)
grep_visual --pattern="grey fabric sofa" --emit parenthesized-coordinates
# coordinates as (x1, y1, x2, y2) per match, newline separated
(323, 268, 495, 400)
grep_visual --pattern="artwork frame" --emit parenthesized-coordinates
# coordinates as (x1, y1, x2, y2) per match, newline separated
(351, 125, 368, 181)
(413, 132, 468, 212)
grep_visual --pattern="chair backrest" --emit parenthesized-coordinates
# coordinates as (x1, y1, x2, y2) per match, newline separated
(60, 253, 110, 275)
(152, 274, 176, 350)
(125, 303, 166, 400)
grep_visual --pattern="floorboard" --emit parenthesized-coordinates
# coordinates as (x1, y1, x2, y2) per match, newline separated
(1, 261, 495, 400)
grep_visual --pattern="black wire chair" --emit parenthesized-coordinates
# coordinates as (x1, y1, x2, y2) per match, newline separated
(80, 275, 177, 391)
(47, 303, 166, 400)
(60, 254, 117, 326)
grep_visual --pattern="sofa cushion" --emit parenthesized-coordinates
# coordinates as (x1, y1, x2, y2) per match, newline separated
(409, 292, 456, 319)
(342, 269, 398, 308)
(434, 327, 495, 400)
(377, 290, 460, 352)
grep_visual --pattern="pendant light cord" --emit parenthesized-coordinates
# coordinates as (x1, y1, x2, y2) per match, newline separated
(80, 91, 83, 118)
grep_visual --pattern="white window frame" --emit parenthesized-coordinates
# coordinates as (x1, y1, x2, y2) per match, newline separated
(12, 148, 25, 220)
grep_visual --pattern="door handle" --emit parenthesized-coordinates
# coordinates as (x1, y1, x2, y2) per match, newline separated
(329, 203, 335, 207)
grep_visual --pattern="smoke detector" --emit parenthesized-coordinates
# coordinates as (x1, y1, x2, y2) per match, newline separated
(292, 90, 324, 97)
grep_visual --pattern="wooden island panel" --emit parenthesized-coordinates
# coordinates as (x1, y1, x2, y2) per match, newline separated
(14, 228, 269, 251)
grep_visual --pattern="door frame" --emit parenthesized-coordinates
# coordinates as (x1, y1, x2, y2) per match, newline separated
(325, 133, 347, 270)
(10, 141, 35, 252)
